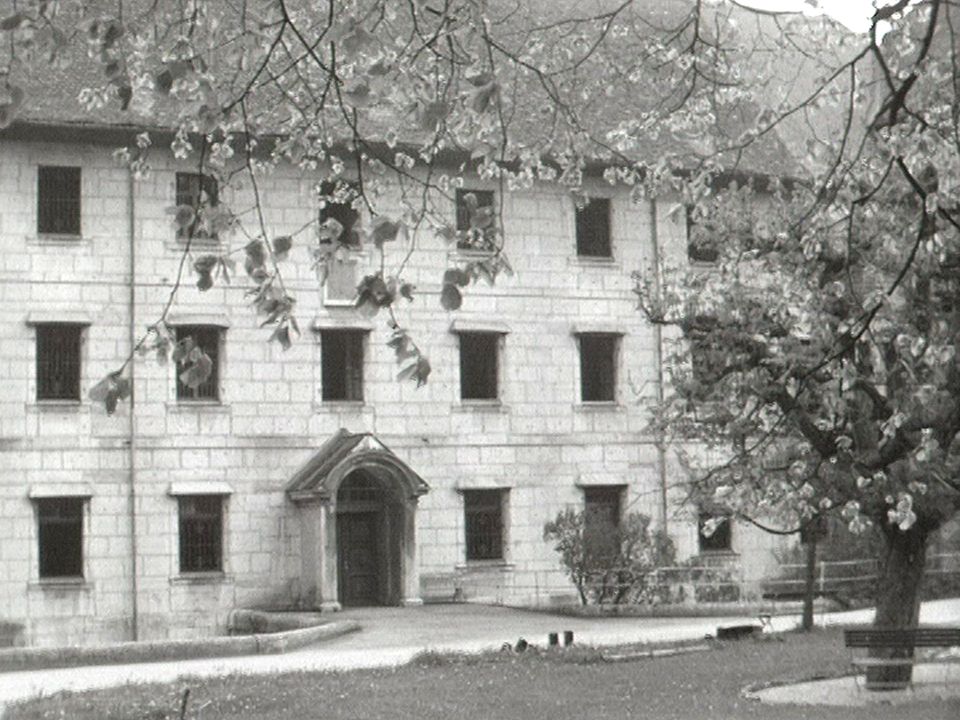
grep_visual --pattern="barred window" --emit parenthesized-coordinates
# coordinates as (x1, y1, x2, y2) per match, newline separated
(578, 333, 618, 403)
(320, 329, 365, 401)
(575, 197, 611, 258)
(698, 511, 732, 553)
(175, 325, 221, 401)
(455, 189, 496, 250)
(459, 332, 499, 400)
(175, 172, 219, 240)
(687, 205, 719, 263)
(37, 166, 81, 236)
(37, 497, 84, 578)
(319, 181, 361, 247)
(36, 323, 82, 401)
(178, 495, 224, 573)
(584, 486, 622, 558)
(464, 489, 505, 561)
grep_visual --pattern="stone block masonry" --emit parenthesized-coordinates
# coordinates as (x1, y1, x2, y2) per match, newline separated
(0, 130, 779, 647)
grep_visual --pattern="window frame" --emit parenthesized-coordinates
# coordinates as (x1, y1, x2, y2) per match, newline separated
(583, 486, 623, 560)
(686, 205, 719, 264)
(174, 325, 222, 403)
(35, 496, 85, 580)
(177, 494, 225, 574)
(458, 331, 501, 401)
(698, 510, 733, 553)
(318, 180, 362, 248)
(463, 489, 506, 562)
(320, 328, 366, 402)
(37, 165, 82, 237)
(575, 196, 612, 258)
(454, 189, 497, 251)
(577, 332, 619, 404)
(175, 171, 220, 242)
(34, 323, 84, 402)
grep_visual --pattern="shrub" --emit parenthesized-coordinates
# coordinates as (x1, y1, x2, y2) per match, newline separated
(543, 509, 676, 605)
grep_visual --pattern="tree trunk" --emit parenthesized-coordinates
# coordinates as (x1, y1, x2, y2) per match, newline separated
(867, 524, 929, 690)
(802, 535, 817, 632)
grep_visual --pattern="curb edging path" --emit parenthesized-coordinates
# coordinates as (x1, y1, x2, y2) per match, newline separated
(0, 620, 361, 673)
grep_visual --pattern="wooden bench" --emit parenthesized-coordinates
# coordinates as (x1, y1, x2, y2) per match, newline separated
(843, 627, 960, 690)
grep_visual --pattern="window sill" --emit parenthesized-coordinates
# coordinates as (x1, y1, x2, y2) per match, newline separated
(29, 401, 84, 412)
(29, 578, 91, 591)
(170, 572, 231, 586)
(447, 248, 497, 261)
(574, 402, 623, 412)
(164, 237, 224, 253)
(569, 255, 618, 268)
(167, 401, 229, 413)
(452, 400, 507, 412)
(28, 234, 89, 246)
(457, 561, 515, 572)
(314, 401, 369, 413)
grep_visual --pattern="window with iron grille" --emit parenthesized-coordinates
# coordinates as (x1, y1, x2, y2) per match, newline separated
(319, 181, 361, 246)
(36, 497, 84, 578)
(320, 329, 365, 401)
(687, 205, 719, 263)
(464, 489, 505, 561)
(455, 189, 496, 250)
(178, 495, 224, 573)
(175, 172, 219, 240)
(584, 486, 622, 559)
(175, 325, 221, 401)
(578, 333, 618, 403)
(575, 197, 611, 258)
(35, 323, 82, 401)
(37, 166, 81, 236)
(698, 511, 732, 553)
(459, 332, 499, 400)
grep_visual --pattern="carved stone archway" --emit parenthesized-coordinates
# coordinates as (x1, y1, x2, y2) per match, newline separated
(287, 430, 429, 611)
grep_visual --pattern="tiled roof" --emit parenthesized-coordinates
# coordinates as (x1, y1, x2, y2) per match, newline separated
(2, 0, 799, 178)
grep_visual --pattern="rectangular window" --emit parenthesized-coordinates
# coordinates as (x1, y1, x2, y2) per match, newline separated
(178, 495, 224, 573)
(687, 206, 719, 263)
(455, 189, 496, 250)
(579, 333, 618, 403)
(175, 172, 219, 240)
(698, 511, 732, 553)
(37, 166, 81, 236)
(459, 332, 499, 400)
(175, 325, 221, 401)
(575, 197, 611, 258)
(464, 489, 505, 561)
(36, 323, 82, 401)
(319, 180, 361, 246)
(320, 329, 365, 401)
(37, 497, 84, 578)
(584, 486, 622, 559)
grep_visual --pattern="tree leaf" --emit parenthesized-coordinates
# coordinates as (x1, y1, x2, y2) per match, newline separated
(272, 235, 293, 260)
(0, 12, 28, 31)
(440, 283, 462, 311)
(369, 216, 401, 248)
(419, 101, 448, 132)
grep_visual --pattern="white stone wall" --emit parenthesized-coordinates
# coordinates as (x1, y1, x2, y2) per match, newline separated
(0, 132, 783, 646)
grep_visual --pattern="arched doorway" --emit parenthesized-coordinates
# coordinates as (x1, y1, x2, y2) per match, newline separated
(336, 469, 403, 606)
(287, 430, 430, 611)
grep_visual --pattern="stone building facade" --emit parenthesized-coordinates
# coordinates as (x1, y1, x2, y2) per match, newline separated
(0, 120, 789, 647)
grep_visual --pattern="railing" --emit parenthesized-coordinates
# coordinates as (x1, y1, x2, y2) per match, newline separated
(420, 552, 960, 608)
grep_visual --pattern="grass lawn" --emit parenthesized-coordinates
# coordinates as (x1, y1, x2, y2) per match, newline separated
(4, 628, 957, 720)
